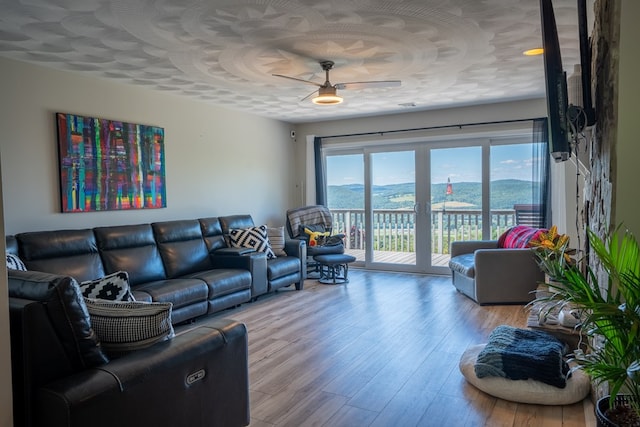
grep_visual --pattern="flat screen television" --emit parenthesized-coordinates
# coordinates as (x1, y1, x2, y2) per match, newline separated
(540, 0, 571, 162)
(576, 0, 596, 126)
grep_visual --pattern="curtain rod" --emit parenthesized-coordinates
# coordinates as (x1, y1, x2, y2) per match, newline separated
(319, 117, 547, 140)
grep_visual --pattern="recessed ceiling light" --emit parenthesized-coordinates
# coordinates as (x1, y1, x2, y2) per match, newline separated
(523, 48, 544, 56)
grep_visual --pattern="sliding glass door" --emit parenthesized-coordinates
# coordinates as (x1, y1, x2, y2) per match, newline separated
(326, 146, 425, 272)
(325, 153, 365, 262)
(326, 144, 482, 274)
(323, 135, 544, 274)
(370, 150, 417, 267)
(429, 146, 483, 273)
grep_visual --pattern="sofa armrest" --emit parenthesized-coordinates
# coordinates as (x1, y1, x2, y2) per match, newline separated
(450, 240, 498, 257)
(284, 239, 307, 282)
(214, 247, 256, 256)
(36, 319, 249, 427)
(211, 251, 268, 299)
(284, 238, 306, 259)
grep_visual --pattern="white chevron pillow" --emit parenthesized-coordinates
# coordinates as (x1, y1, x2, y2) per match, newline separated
(80, 271, 134, 302)
(6, 253, 27, 271)
(228, 225, 276, 259)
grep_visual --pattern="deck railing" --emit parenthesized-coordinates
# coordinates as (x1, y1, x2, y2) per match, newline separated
(331, 209, 517, 255)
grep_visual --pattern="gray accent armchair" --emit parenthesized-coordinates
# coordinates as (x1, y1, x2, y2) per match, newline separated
(285, 205, 345, 277)
(449, 240, 543, 305)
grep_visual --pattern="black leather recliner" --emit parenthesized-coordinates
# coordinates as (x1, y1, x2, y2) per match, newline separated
(218, 214, 306, 293)
(8, 269, 250, 427)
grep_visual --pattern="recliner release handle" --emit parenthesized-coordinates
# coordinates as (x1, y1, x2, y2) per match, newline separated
(186, 369, 206, 385)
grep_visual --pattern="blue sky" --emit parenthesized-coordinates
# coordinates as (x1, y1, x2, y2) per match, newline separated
(326, 144, 539, 186)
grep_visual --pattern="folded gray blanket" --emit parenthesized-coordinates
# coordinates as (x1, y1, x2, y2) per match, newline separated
(474, 325, 569, 388)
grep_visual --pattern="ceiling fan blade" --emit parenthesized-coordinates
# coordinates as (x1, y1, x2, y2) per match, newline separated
(300, 89, 319, 102)
(335, 80, 401, 90)
(272, 74, 322, 87)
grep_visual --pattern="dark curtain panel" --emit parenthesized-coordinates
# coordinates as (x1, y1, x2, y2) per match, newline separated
(314, 137, 326, 206)
(532, 118, 551, 228)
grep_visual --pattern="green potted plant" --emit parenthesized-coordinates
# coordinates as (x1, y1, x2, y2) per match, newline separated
(528, 226, 575, 315)
(535, 226, 640, 426)
(529, 225, 574, 282)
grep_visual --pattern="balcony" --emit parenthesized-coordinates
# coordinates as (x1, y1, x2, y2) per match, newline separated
(330, 208, 518, 267)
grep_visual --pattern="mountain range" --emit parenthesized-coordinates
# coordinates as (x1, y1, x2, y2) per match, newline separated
(327, 179, 543, 210)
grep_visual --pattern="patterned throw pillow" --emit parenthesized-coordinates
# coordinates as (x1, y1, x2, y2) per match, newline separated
(228, 225, 276, 259)
(80, 271, 135, 301)
(267, 226, 287, 257)
(84, 299, 174, 357)
(6, 253, 27, 271)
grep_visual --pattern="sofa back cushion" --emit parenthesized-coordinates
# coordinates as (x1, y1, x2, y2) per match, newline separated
(219, 215, 255, 236)
(498, 225, 545, 249)
(94, 224, 167, 286)
(152, 220, 212, 278)
(16, 229, 105, 282)
(199, 217, 227, 252)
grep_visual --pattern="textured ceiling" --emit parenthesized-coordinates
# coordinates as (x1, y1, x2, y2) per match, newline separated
(0, 0, 581, 123)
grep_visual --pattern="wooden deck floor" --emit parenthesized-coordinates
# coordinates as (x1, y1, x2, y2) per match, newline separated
(345, 249, 450, 267)
(209, 270, 596, 427)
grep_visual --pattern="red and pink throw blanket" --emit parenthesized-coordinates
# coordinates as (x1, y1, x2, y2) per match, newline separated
(498, 225, 546, 249)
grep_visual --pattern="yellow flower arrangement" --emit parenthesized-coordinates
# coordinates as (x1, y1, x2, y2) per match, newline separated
(529, 225, 574, 279)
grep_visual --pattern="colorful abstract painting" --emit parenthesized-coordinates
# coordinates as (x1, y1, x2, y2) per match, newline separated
(56, 113, 166, 212)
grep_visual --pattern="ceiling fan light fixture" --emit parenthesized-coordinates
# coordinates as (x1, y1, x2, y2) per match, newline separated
(312, 86, 343, 105)
(274, 60, 399, 105)
(312, 94, 343, 105)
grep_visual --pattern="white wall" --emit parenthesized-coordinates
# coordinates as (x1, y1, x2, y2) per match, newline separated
(0, 57, 296, 235)
(295, 98, 547, 139)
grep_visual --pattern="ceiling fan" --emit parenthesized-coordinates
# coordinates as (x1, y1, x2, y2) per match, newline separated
(272, 60, 401, 105)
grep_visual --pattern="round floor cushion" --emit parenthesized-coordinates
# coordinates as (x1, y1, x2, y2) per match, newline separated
(459, 344, 591, 405)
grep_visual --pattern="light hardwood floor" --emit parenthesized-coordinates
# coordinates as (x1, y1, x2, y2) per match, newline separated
(209, 269, 596, 427)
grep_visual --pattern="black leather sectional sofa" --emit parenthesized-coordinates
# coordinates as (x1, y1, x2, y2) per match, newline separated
(6, 215, 306, 324)
(6, 214, 306, 427)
